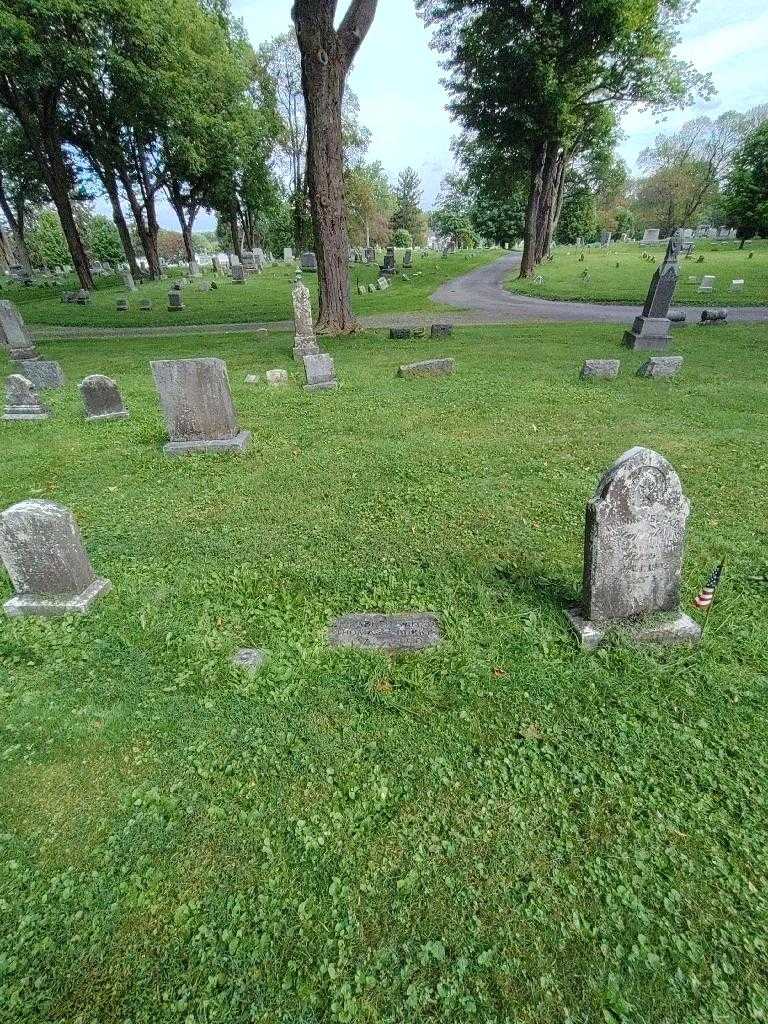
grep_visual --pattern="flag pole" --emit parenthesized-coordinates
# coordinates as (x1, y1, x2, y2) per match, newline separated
(699, 558, 725, 641)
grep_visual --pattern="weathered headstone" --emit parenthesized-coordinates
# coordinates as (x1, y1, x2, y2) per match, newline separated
(357, 283, 367, 295)
(0, 500, 112, 617)
(397, 358, 455, 378)
(75, 289, 90, 305)
(199, 281, 212, 293)
(622, 235, 687, 351)
(283, 247, 294, 263)
(228, 253, 240, 268)
(580, 359, 620, 380)
(300, 251, 318, 273)
(139, 298, 153, 311)
(376, 277, 389, 291)
(15, 359, 64, 390)
(431, 323, 453, 338)
(640, 228, 661, 244)
(3, 374, 49, 421)
(368, 283, 377, 293)
(116, 297, 129, 311)
(328, 612, 441, 652)
(566, 447, 701, 650)
(700, 308, 727, 325)
(167, 289, 185, 311)
(390, 328, 413, 339)
(79, 374, 129, 421)
(0, 300, 38, 360)
(303, 353, 338, 392)
(364, 246, 376, 263)
(231, 264, 245, 284)
(403, 248, 413, 269)
(266, 368, 289, 386)
(637, 356, 683, 379)
(292, 280, 320, 361)
(698, 275, 715, 292)
(730, 279, 744, 292)
(382, 247, 396, 274)
(600, 230, 611, 246)
(121, 269, 137, 292)
(151, 357, 251, 455)
(188, 260, 201, 278)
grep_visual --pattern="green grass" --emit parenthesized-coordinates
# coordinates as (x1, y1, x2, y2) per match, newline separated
(1, 249, 500, 329)
(507, 240, 768, 307)
(2, 323, 768, 1022)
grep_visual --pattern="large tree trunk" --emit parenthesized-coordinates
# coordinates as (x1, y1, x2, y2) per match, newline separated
(228, 197, 242, 258)
(294, 0, 378, 334)
(118, 164, 161, 279)
(519, 141, 548, 279)
(0, 177, 32, 273)
(39, 124, 94, 289)
(102, 165, 142, 279)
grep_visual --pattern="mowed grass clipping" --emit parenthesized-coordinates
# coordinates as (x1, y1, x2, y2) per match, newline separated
(507, 239, 768, 307)
(1, 249, 500, 330)
(1, 323, 768, 1023)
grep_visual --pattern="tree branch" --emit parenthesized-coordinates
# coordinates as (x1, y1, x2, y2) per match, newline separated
(338, 0, 378, 71)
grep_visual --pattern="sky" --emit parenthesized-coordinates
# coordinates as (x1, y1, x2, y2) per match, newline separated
(164, 0, 768, 231)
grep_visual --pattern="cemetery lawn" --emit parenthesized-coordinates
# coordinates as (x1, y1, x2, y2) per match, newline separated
(507, 239, 768, 307)
(2, 321, 768, 1023)
(2, 249, 500, 330)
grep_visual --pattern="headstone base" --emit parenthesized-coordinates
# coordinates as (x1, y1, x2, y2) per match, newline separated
(565, 607, 701, 652)
(162, 429, 251, 456)
(304, 381, 338, 393)
(8, 347, 39, 361)
(86, 409, 130, 423)
(4, 576, 112, 618)
(622, 316, 672, 351)
(3, 407, 50, 421)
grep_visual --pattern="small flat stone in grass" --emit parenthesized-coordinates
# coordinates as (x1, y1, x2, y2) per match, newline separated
(266, 369, 289, 386)
(431, 323, 453, 338)
(580, 359, 620, 380)
(244, 374, 260, 384)
(231, 648, 269, 672)
(397, 358, 455, 379)
(328, 613, 441, 652)
(390, 328, 412, 340)
(637, 356, 683, 379)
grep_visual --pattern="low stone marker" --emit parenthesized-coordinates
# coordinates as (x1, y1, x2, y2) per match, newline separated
(199, 281, 212, 292)
(565, 447, 701, 651)
(390, 327, 413, 339)
(700, 308, 727, 325)
(75, 289, 90, 305)
(637, 356, 683, 379)
(283, 247, 294, 263)
(698, 275, 715, 292)
(79, 375, 129, 421)
(151, 357, 251, 455)
(139, 299, 153, 311)
(730, 279, 744, 291)
(231, 265, 245, 284)
(376, 277, 389, 290)
(245, 374, 260, 385)
(292, 280, 320, 361)
(397, 358, 455, 379)
(116, 298, 129, 311)
(367, 284, 376, 293)
(266, 368, 289, 386)
(431, 324, 453, 338)
(4, 374, 49, 421)
(668, 309, 687, 324)
(15, 359, 64, 390)
(357, 284, 367, 295)
(328, 612, 441, 652)
(0, 499, 112, 617)
(303, 353, 338, 392)
(167, 290, 184, 312)
(231, 648, 269, 672)
(0, 300, 38, 360)
(580, 359, 620, 380)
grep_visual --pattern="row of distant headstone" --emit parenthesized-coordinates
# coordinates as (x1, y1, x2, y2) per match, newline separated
(0, 443, 704, 658)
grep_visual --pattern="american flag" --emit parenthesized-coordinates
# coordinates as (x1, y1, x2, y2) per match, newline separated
(694, 561, 724, 610)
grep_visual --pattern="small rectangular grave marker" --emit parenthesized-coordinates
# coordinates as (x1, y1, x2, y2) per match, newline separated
(397, 358, 455, 378)
(580, 359, 620, 380)
(637, 356, 683, 378)
(328, 612, 441, 652)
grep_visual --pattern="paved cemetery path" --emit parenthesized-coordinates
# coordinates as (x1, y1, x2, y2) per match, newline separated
(429, 250, 768, 324)
(29, 251, 767, 340)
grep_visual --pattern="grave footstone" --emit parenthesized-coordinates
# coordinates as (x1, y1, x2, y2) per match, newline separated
(3, 374, 49, 421)
(431, 324, 453, 338)
(0, 500, 112, 617)
(303, 353, 338, 392)
(390, 328, 412, 339)
(730, 279, 744, 292)
(139, 299, 153, 311)
(15, 359, 64, 390)
(151, 357, 250, 455)
(292, 280, 320, 362)
(622, 235, 688, 351)
(697, 275, 715, 292)
(231, 648, 269, 672)
(580, 359, 620, 380)
(0, 300, 38, 360)
(79, 374, 129, 421)
(167, 290, 185, 311)
(116, 298, 129, 311)
(565, 447, 701, 650)
(637, 356, 683, 379)
(397, 358, 455, 378)
(266, 369, 289, 386)
(376, 277, 389, 291)
(328, 612, 441, 652)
